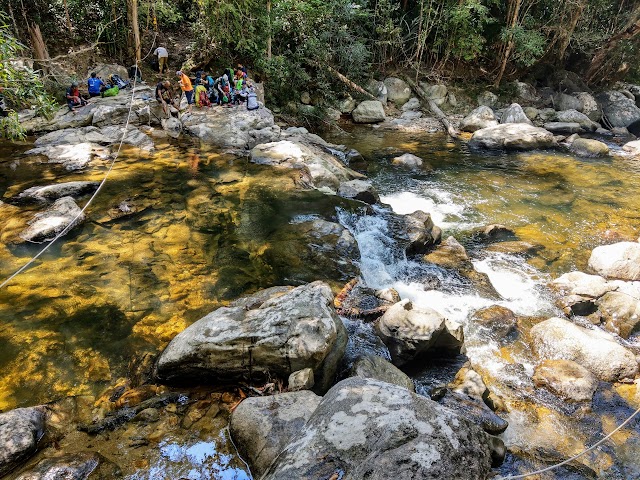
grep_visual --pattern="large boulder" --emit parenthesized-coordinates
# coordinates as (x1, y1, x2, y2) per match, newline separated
(543, 122, 582, 134)
(32, 124, 153, 151)
(588, 242, 640, 281)
(595, 91, 640, 128)
(352, 101, 386, 123)
(90, 63, 128, 81)
(182, 106, 275, 148)
(155, 282, 348, 392)
(421, 84, 448, 107)
(553, 93, 583, 112)
(24, 142, 110, 171)
(529, 317, 638, 381)
(366, 80, 388, 104)
(15, 181, 99, 204)
(384, 77, 412, 106)
(19, 197, 85, 243)
(262, 377, 498, 480)
(432, 388, 508, 435)
(348, 354, 415, 392)
(597, 284, 640, 338)
(230, 391, 322, 479)
(500, 103, 533, 125)
(403, 210, 441, 255)
(623, 140, 640, 156)
(555, 109, 598, 131)
(0, 407, 47, 477)
(574, 92, 602, 122)
(337, 179, 379, 204)
(569, 138, 609, 157)
(375, 299, 463, 366)
(469, 124, 556, 150)
(460, 106, 499, 132)
(533, 359, 598, 402)
(250, 140, 363, 193)
(513, 81, 539, 103)
(477, 91, 498, 108)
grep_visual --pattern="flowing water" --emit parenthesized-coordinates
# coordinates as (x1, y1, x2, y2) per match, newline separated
(1, 127, 640, 478)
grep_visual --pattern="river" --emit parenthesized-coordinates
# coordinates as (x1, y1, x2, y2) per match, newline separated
(1, 127, 639, 478)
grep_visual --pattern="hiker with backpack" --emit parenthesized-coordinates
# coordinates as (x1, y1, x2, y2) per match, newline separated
(87, 72, 106, 98)
(154, 46, 169, 73)
(176, 70, 194, 114)
(66, 81, 88, 111)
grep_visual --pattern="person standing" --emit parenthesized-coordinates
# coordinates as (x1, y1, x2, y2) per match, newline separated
(154, 46, 169, 73)
(176, 70, 194, 114)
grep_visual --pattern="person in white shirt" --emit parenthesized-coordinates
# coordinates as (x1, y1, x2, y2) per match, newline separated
(154, 46, 169, 73)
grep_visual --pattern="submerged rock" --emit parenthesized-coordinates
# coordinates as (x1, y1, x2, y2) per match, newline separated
(337, 179, 379, 204)
(230, 391, 322, 479)
(15, 181, 100, 204)
(460, 106, 499, 132)
(470, 124, 556, 150)
(588, 242, 640, 281)
(155, 282, 347, 393)
(0, 406, 46, 477)
(533, 359, 598, 402)
(391, 153, 424, 168)
(348, 354, 415, 392)
(19, 197, 85, 243)
(262, 377, 498, 480)
(25, 142, 110, 171)
(352, 101, 386, 123)
(14, 451, 122, 480)
(529, 317, 638, 381)
(431, 388, 508, 435)
(471, 305, 517, 338)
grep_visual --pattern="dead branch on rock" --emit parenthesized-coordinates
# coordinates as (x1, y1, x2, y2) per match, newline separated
(404, 76, 459, 139)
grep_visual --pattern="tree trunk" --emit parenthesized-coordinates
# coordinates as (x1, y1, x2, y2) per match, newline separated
(324, 64, 376, 100)
(494, 0, 522, 88)
(63, 0, 73, 33)
(554, 0, 585, 64)
(267, 0, 272, 59)
(28, 23, 50, 73)
(405, 77, 459, 138)
(127, 0, 141, 64)
(586, 6, 640, 84)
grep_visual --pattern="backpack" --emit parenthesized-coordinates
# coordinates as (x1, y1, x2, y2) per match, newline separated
(110, 74, 129, 89)
(199, 89, 211, 107)
(102, 85, 119, 97)
(247, 91, 259, 110)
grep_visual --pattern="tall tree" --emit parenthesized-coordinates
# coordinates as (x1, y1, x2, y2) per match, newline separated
(127, 0, 141, 63)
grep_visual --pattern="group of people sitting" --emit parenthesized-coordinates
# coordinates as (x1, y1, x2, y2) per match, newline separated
(66, 72, 131, 111)
(156, 65, 259, 116)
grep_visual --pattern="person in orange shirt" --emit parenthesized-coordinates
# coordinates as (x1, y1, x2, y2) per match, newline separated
(176, 70, 194, 113)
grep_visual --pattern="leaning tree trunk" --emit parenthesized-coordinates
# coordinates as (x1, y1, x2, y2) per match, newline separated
(586, 7, 640, 84)
(29, 23, 50, 73)
(127, 0, 141, 64)
(405, 77, 459, 138)
(494, 0, 522, 88)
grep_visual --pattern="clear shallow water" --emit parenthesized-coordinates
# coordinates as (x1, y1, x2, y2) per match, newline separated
(1, 127, 640, 477)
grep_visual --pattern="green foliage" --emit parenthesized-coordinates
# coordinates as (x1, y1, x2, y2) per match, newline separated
(501, 24, 546, 67)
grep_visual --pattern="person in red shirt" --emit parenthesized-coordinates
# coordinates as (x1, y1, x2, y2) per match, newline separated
(176, 71, 194, 114)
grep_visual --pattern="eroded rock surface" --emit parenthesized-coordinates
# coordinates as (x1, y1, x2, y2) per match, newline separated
(0, 407, 46, 477)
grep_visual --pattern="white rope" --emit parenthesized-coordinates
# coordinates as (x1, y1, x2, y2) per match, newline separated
(0, 34, 158, 290)
(224, 424, 254, 478)
(498, 404, 640, 479)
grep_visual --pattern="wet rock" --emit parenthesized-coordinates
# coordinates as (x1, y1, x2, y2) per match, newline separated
(288, 368, 315, 391)
(375, 299, 462, 366)
(431, 388, 508, 435)
(501, 103, 533, 125)
(533, 359, 598, 402)
(182, 106, 275, 149)
(475, 224, 517, 243)
(25, 142, 110, 171)
(597, 286, 640, 338)
(403, 210, 440, 255)
(477, 91, 498, 108)
(384, 78, 412, 106)
(469, 124, 556, 150)
(132, 407, 160, 424)
(484, 241, 544, 257)
(448, 363, 489, 401)
(250, 140, 363, 193)
(33, 125, 153, 151)
(349, 354, 415, 392)
(423, 236, 470, 270)
(460, 106, 499, 132)
(352, 101, 386, 123)
(544, 122, 582, 134)
(471, 306, 517, 338)
(401, 98, 421, 112)
(19, 197, 85, 243)
(569, 138, 609, 157)
(161, 117, 182, 139)
(0, 406, 47, 477)
(553, 92, 583, 112)
(588, 242, 640, 281)
(337, 179, 379, 204)
(551, 271, 613, 298)
(262, 377, 498, 480)
(595, 91, 640, 128)
(230, 390, 322, 479)
(156, 282, 348, 393)
(15, 181, 99, 204)
(391, 153, 423, 168)
(555, 109, 599, 131)
(529, 317, 638, 381)
(13, 451, 122, 480)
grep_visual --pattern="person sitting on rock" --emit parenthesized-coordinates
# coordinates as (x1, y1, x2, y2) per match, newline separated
(66, 81, 88, 111)
(246, 84, 259, 111)
(155, 80, 175, 117)
(176, 70, 194, 114)
(87, 72, 105, 98)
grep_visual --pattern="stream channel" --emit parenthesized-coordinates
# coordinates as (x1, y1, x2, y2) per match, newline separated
(1, 126, 640, 478)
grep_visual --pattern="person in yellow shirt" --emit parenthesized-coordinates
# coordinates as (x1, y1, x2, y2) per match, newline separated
(176, 70, 194, 113)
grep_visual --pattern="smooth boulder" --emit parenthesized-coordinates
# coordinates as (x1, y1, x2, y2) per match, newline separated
(597, 286, 640, 338)
(555, 109, 598, 131)
(529, 317, 638, 381)
(262, 377, 497, 480)
(155, 282, 348, 392)
(588, 242, 640, 281)
(384, 78, 412, 106)
(500, 103, 533, 125)
(392, 153, 423, 168)
(16, 181, 99, 203)
(0, 407, 46, 477)
(569, 138, 609, 157)
(352, 101, 386, 123)
(460, 106, 499, 132)
(595, 91, 640, 128)
(19, 197, 85, 243)
(533, 359, 598, 402)
(348, 354, 415, 392)
(470, 124, 555, 150)
(337, 179, 379, 204)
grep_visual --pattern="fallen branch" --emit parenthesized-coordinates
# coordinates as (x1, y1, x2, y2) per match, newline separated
(323, 64, 376, 100)
(404, 77, 459, 139)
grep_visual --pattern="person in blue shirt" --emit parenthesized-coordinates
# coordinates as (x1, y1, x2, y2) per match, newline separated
(87, 72, 105, 98)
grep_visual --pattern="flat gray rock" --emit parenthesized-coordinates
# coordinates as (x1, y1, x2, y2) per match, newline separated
(0, 407, 46, 477)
